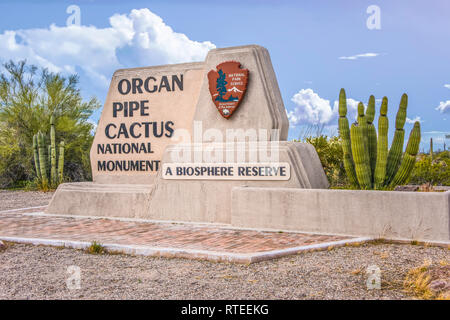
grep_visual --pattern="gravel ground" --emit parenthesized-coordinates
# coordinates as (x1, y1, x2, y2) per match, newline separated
(0, 190, 54, 211)
(0, 242, 448, 300)
(0, 190, 448, 300)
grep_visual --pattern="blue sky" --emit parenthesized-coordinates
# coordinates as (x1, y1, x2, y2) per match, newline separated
(0, 0, 449, 150)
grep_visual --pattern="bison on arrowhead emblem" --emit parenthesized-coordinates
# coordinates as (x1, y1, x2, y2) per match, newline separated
(207, 61, 249, 119)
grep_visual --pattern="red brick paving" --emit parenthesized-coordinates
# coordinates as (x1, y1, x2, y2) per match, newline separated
(0, 211, 350, 254)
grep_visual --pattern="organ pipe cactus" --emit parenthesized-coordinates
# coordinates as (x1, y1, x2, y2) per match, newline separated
(389, 122, 421, 187)
(32, 134, 41, 180)
(32, 115, 65, 189)
(37, 131, 48, 188)
(50, 115, 57, 185)
(350, 123, 372, 189)
(58, 141, 65, 183)
(338, 89, 421, 189)
(385, 93, 407, 184)
(338, 89, 359, 187)
(373, 97, 389, 189)
(366, 95, 377, 178)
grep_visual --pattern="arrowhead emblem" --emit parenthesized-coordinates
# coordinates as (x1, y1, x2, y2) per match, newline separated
(207, 61, 249, 119)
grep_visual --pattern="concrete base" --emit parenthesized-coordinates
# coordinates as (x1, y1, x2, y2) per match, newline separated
(142, 141, 328, 223)
(231, 188, 450, 242)
(46, 182, 153, 218)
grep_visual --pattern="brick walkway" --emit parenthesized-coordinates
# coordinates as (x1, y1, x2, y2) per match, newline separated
(0, 209, 367, 263)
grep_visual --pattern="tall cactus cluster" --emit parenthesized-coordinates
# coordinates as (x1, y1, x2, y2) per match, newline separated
(32, 115, 65, 189)
(338, 89, 421, 190)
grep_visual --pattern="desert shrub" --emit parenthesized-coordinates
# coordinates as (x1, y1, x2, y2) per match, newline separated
(298, 135, 349, 187)
(409, 151, 450, 186)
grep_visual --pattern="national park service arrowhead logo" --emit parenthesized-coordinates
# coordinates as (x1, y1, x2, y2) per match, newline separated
(208, 61, 249, 119)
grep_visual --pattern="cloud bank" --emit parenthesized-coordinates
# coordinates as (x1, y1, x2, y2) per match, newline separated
(287, 88, 359, 127)
(0, 8, 215, 89)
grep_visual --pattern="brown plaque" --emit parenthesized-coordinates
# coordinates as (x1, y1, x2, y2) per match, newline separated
(207, 61, 249, 119)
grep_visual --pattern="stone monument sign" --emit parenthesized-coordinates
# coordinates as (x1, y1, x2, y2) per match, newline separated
(47, 45, 328, 223)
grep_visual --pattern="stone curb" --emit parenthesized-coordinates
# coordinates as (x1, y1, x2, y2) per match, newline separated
(0, 236, 373, 264)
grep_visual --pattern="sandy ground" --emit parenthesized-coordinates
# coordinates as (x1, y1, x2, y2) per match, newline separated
(0, 190, 448, 300)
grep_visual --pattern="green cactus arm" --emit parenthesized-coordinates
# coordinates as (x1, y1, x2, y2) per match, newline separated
(356, 102, 372, 184)
(37, 132, 48, 186)
(33, 134, 41, 180)
(366, 96, 377, 178)
(374, 97, 389, 189)
(366, 95, 376, 124)
(338, 89, 359, 187)
(389, 121, 421, 187)
(351, 123, 372, 189)
(385, 94, 408, 185)
(58, 141, 65, 183)
(50, 115, 57, 186)
(338, 88, 347, 117)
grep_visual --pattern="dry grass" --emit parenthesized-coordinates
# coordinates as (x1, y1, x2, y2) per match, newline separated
(404, 259, 450, 300)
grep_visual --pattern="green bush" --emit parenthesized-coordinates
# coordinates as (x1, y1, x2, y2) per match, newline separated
(298, 135, 349, 187)
(409, 151, 450, 186)
(0, 60, 100, 188)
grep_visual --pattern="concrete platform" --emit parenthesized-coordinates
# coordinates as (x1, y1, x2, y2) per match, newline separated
(46, 182, 153, 218)
(232, 188, 450, 242)
(0, 210, 369, 264)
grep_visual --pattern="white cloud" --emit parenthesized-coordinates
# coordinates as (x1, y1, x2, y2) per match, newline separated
(444, 84, 450, 89)
(287, 88, 359, 127)
(406, 116, 423, 124)
(0, 8, 215, 89)
(338, 53, 379, 60)
(436, 100, 450, 114)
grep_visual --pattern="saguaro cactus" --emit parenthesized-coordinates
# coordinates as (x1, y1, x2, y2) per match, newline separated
(338, 90, 420, 189)
(338, 89, 359, 187)
(373, 97, 389, 189)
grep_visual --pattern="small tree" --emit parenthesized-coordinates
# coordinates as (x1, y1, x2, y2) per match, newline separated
(0, 60, 100, 188)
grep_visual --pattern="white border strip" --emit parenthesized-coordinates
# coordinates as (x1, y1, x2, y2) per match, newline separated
(0, 206, 47, 214)
(0, 236, 373, 264)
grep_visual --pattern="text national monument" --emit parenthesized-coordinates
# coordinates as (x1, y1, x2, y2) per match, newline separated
(47, 45, 329, 225)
